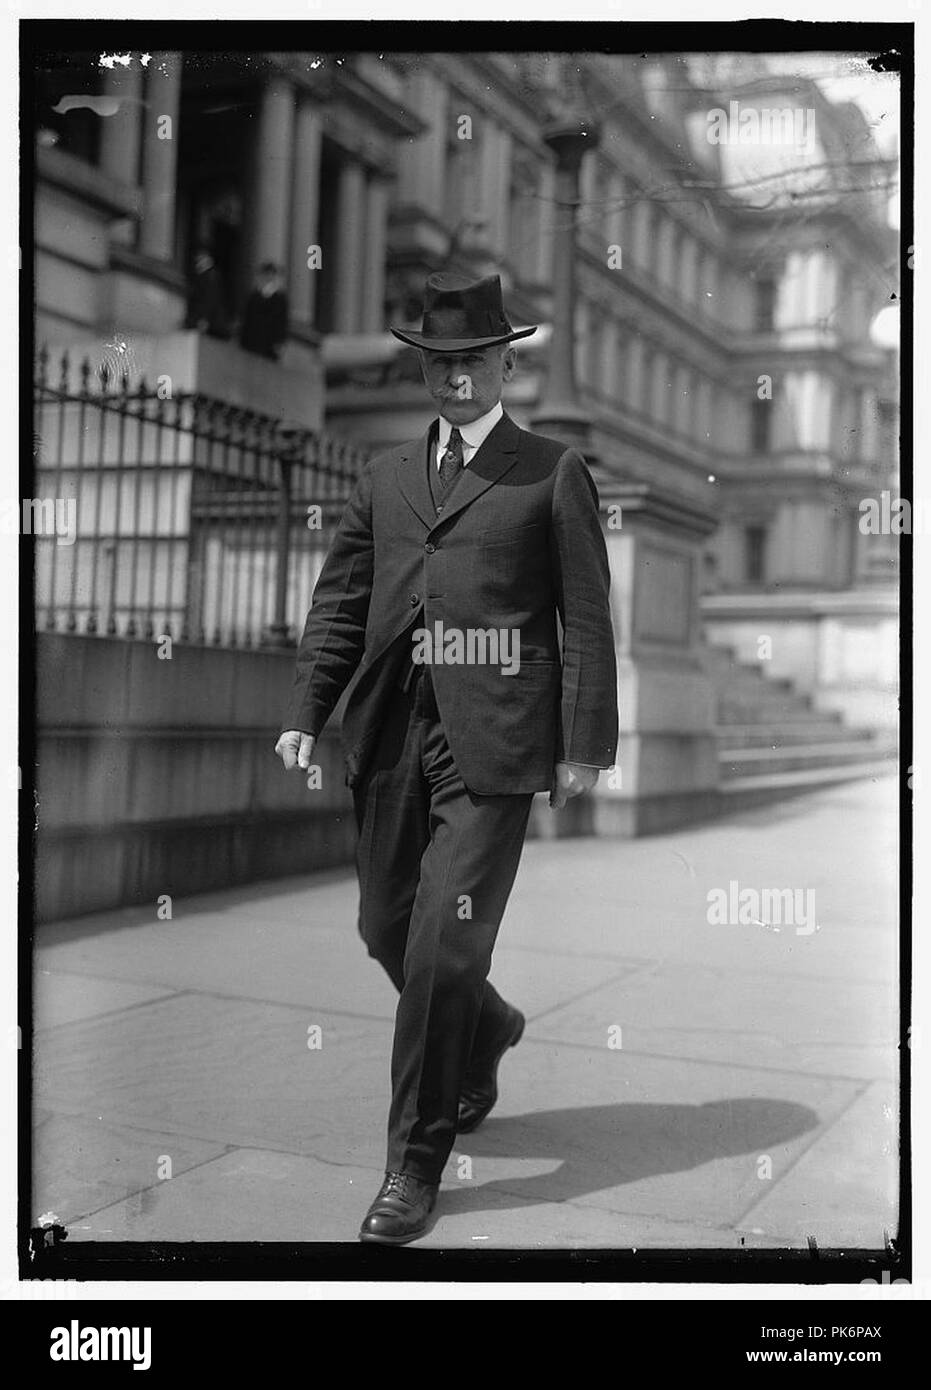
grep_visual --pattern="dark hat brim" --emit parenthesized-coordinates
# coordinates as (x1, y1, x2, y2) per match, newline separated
(389, 325, 537, 352)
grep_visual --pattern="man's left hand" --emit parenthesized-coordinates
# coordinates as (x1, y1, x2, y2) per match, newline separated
(549, 762, 600, 809)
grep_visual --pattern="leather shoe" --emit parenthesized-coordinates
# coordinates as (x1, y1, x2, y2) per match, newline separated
(458, 1007, 525, 1133)
(358, 1171, 438, 1245)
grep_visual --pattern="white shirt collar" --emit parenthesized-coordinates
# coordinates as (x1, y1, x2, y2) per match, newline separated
(437, 400, 504, 458)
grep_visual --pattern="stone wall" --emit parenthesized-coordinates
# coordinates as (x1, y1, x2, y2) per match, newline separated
(34, 634, 355, 923)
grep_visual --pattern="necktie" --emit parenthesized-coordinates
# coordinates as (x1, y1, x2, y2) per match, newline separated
(438, 427, 464, 491)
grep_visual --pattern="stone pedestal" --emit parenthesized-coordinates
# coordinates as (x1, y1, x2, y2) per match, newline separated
(595, 482, 721, 835)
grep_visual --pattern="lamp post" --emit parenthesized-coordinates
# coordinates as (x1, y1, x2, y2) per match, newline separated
(531, 116, 600, 457)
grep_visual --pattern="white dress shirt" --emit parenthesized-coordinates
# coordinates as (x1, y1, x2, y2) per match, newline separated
(435, 400, 503, 471)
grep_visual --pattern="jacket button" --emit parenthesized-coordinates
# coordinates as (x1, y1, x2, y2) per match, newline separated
(424, 542, 435, 554)
(409, 593, 419, 606)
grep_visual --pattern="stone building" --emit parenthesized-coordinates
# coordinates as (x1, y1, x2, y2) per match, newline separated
(32, 48, 899, 914)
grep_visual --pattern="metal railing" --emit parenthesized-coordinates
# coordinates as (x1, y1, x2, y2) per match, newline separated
(33, 345, 370, 647)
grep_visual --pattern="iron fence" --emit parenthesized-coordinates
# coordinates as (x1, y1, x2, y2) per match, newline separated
(33, 345, 370, 647)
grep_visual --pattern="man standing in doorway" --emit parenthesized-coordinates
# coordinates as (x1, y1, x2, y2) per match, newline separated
(276, 272, 618, 1244)
(239, 261, 290, 360)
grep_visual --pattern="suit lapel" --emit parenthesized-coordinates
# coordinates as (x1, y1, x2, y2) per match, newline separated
(395, 424, 437, 530)
(396, 413, 521, 530)
(429, 413, 521, 528)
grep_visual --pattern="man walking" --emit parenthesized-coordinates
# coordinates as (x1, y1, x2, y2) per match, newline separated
(276, 272, 618, 1244)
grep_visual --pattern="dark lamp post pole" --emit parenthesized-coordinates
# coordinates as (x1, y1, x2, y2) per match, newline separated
(531, 118, 601, 455)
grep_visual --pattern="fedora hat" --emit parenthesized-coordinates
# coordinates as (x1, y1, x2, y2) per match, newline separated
(390, 272, 537, 352)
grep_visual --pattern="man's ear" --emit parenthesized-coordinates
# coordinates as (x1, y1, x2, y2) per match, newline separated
(501, 346, 517, 381)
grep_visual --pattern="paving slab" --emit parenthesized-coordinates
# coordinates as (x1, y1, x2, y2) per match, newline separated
(34, 995, 393, 1168)
(526, 964, 897, 1081)
(36, 924, 644, 1038)
(69, 1147, 789, 1248)
(37, 904, 398, 1021)
(32, 1114, 230, 1228)
(447, 1038, 862, 1236)
(70, 1150, 376, 1243)
(735, 1079, 898, 1248)
(500, 778, 898, 988)
(34, 969, 180, 1029)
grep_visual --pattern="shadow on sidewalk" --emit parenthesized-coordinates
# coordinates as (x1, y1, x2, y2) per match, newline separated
(441, 1098, 818, 1213)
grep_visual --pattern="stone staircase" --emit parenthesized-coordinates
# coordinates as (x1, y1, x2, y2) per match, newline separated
(706, 642, 898, 808)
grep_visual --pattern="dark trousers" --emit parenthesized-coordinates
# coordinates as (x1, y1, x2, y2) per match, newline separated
(352, 662, 534, 1184)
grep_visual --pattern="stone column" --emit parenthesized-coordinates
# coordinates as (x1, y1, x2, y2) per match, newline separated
(139, 53, 183, 261)
(99, 62, 143, 187)
(288, 96, 323, 329)
(360, 174, 389, 332)
(398, 71, 446, 207)
(247, 76, 296, 279)
(99, 62, 143, 248)
(333, 158, 366, 333)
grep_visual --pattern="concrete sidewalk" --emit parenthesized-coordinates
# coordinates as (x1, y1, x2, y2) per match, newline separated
(32, 775, 899, 1249)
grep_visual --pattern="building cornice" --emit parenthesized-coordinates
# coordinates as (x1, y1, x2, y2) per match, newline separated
(37, 145, 140, 219)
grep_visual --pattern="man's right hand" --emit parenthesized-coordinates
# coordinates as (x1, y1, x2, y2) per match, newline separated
(275, 730, 316, 771)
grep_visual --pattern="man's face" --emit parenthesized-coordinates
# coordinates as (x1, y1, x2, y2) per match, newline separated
(418, 344, 516, 424)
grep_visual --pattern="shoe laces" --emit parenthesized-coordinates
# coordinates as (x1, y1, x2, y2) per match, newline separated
(382, 1171, 414, 1199)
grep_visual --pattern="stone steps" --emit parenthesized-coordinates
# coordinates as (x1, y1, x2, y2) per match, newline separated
(720, 723, 873, 748)
(708, 640, 894, 795)
(717, 700, 842, 725)
(718, 740, 897, 780)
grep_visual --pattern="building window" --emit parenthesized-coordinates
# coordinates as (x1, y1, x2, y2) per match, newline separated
(638, 346, 653, 417)
(651, 352, 669, 423)
(635, 198, 653, 273)
(754, 276, 777, 332)
(614, 326, 628, 403)
(745, 526, 767, 585)
(701, 251, 719, 313)
(751, 398, 771, 453)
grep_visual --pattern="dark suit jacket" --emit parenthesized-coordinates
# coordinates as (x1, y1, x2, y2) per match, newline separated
(282, 412, 618, 795)
(240, 288, 289, 358)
